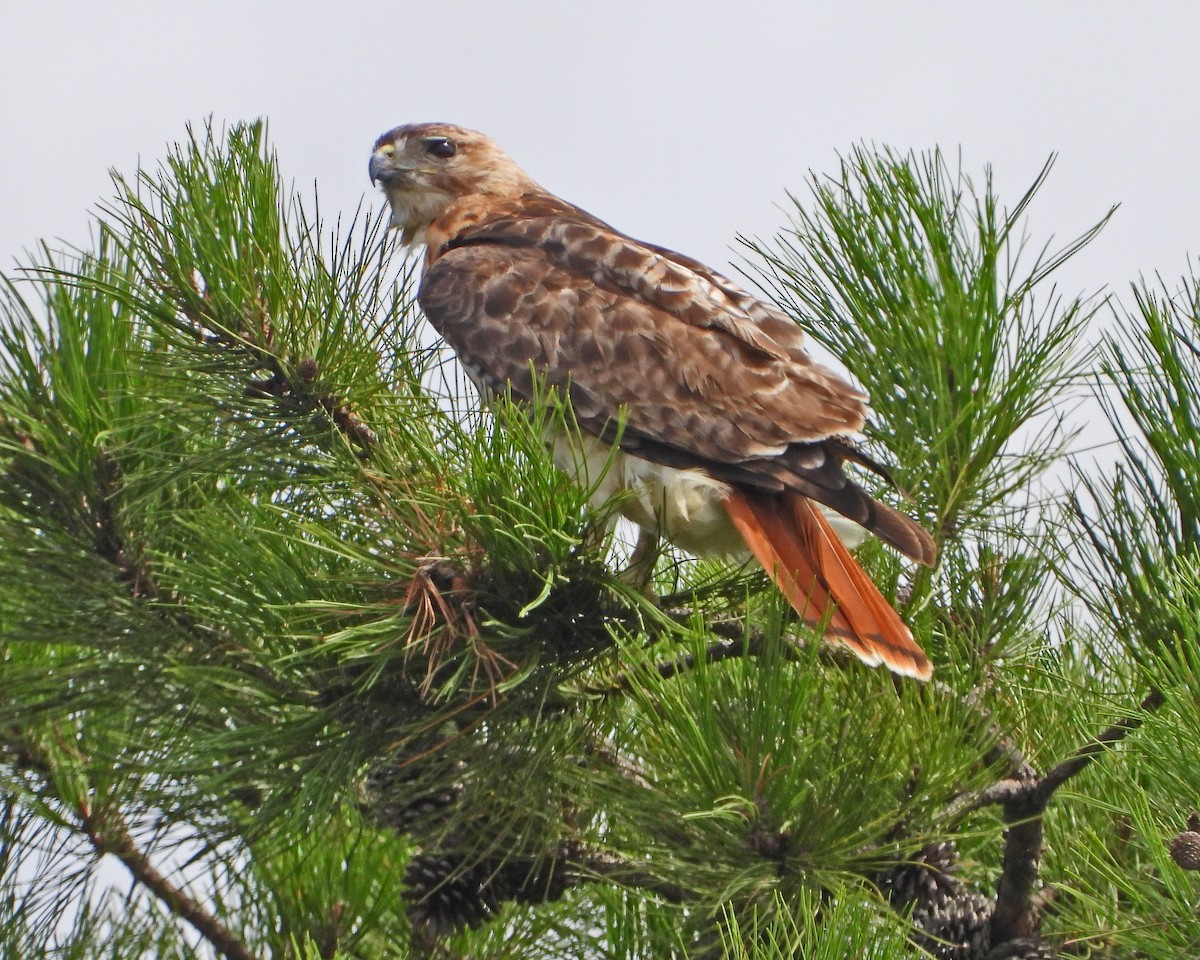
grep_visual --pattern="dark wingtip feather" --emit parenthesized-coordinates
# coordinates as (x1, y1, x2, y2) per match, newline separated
(867, 499, 938, 567)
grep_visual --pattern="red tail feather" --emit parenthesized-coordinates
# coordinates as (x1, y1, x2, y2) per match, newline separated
(722, 489, 931, 680)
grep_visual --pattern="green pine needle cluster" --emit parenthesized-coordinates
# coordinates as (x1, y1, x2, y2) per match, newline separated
(1, 121, 1198, 959)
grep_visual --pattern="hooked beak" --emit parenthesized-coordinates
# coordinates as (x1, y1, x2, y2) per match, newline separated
(368, 149, 391, 186)
(370, 143, 414, 187)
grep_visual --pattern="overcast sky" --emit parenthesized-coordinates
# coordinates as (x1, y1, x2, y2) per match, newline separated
(4, 1, 1199, 332)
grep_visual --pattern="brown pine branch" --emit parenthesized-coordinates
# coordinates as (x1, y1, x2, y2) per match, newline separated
(90, 449, 163, 602)
(4, 733, 256, 960)
(84, 447, 306, 702)
(985, 688, 1164, 944)
(567, 845, 690, 904)
(79, 803, 256, 960)
(1033, 688, 1164, 805)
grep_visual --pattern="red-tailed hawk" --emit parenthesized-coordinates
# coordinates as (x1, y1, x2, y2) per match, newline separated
(369, 123, 937, 679)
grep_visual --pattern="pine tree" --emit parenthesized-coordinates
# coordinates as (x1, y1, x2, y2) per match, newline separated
(1, 121, 1196, 959)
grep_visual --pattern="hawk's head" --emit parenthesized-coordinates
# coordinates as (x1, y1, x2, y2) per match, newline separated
(369, 123, 539, 245)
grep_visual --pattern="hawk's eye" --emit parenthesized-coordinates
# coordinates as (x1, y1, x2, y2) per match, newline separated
(424, 137, 457, 159)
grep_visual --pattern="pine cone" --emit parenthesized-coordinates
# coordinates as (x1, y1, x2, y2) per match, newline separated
(1170, 830, 1200, 870)
(913, 890, 993, 960)
(404, 853, 496, 935)
(404, 848, 571, 935)
(488, 854, 571, 906)
(880, 841, 960, 915)
(359, 751, 465, 835)
(985, 936, 1060, 959)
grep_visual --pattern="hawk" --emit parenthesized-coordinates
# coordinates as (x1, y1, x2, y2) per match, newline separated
(369, 123, 937, 679)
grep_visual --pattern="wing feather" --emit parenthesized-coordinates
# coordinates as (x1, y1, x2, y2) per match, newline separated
(421, 219, 865, 448)
(418, 203, 935, 568)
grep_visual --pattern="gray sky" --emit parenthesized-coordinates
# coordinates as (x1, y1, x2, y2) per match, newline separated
(4, 1, 1199, 324)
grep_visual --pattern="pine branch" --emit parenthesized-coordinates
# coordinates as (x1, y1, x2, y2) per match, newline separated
(1032, 688, 1164, 804)
(610, 627, 774, 691)
(238, 353, 378, 450)
(88, 447, 169, 603)
(26, 438, 300, 703)
(593, 611, 858, 697)
(3, 733, 255, 960)
(982, 688, 1164, 944)
(569, 846, 690, 904)
(78, 803, 256, 960)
